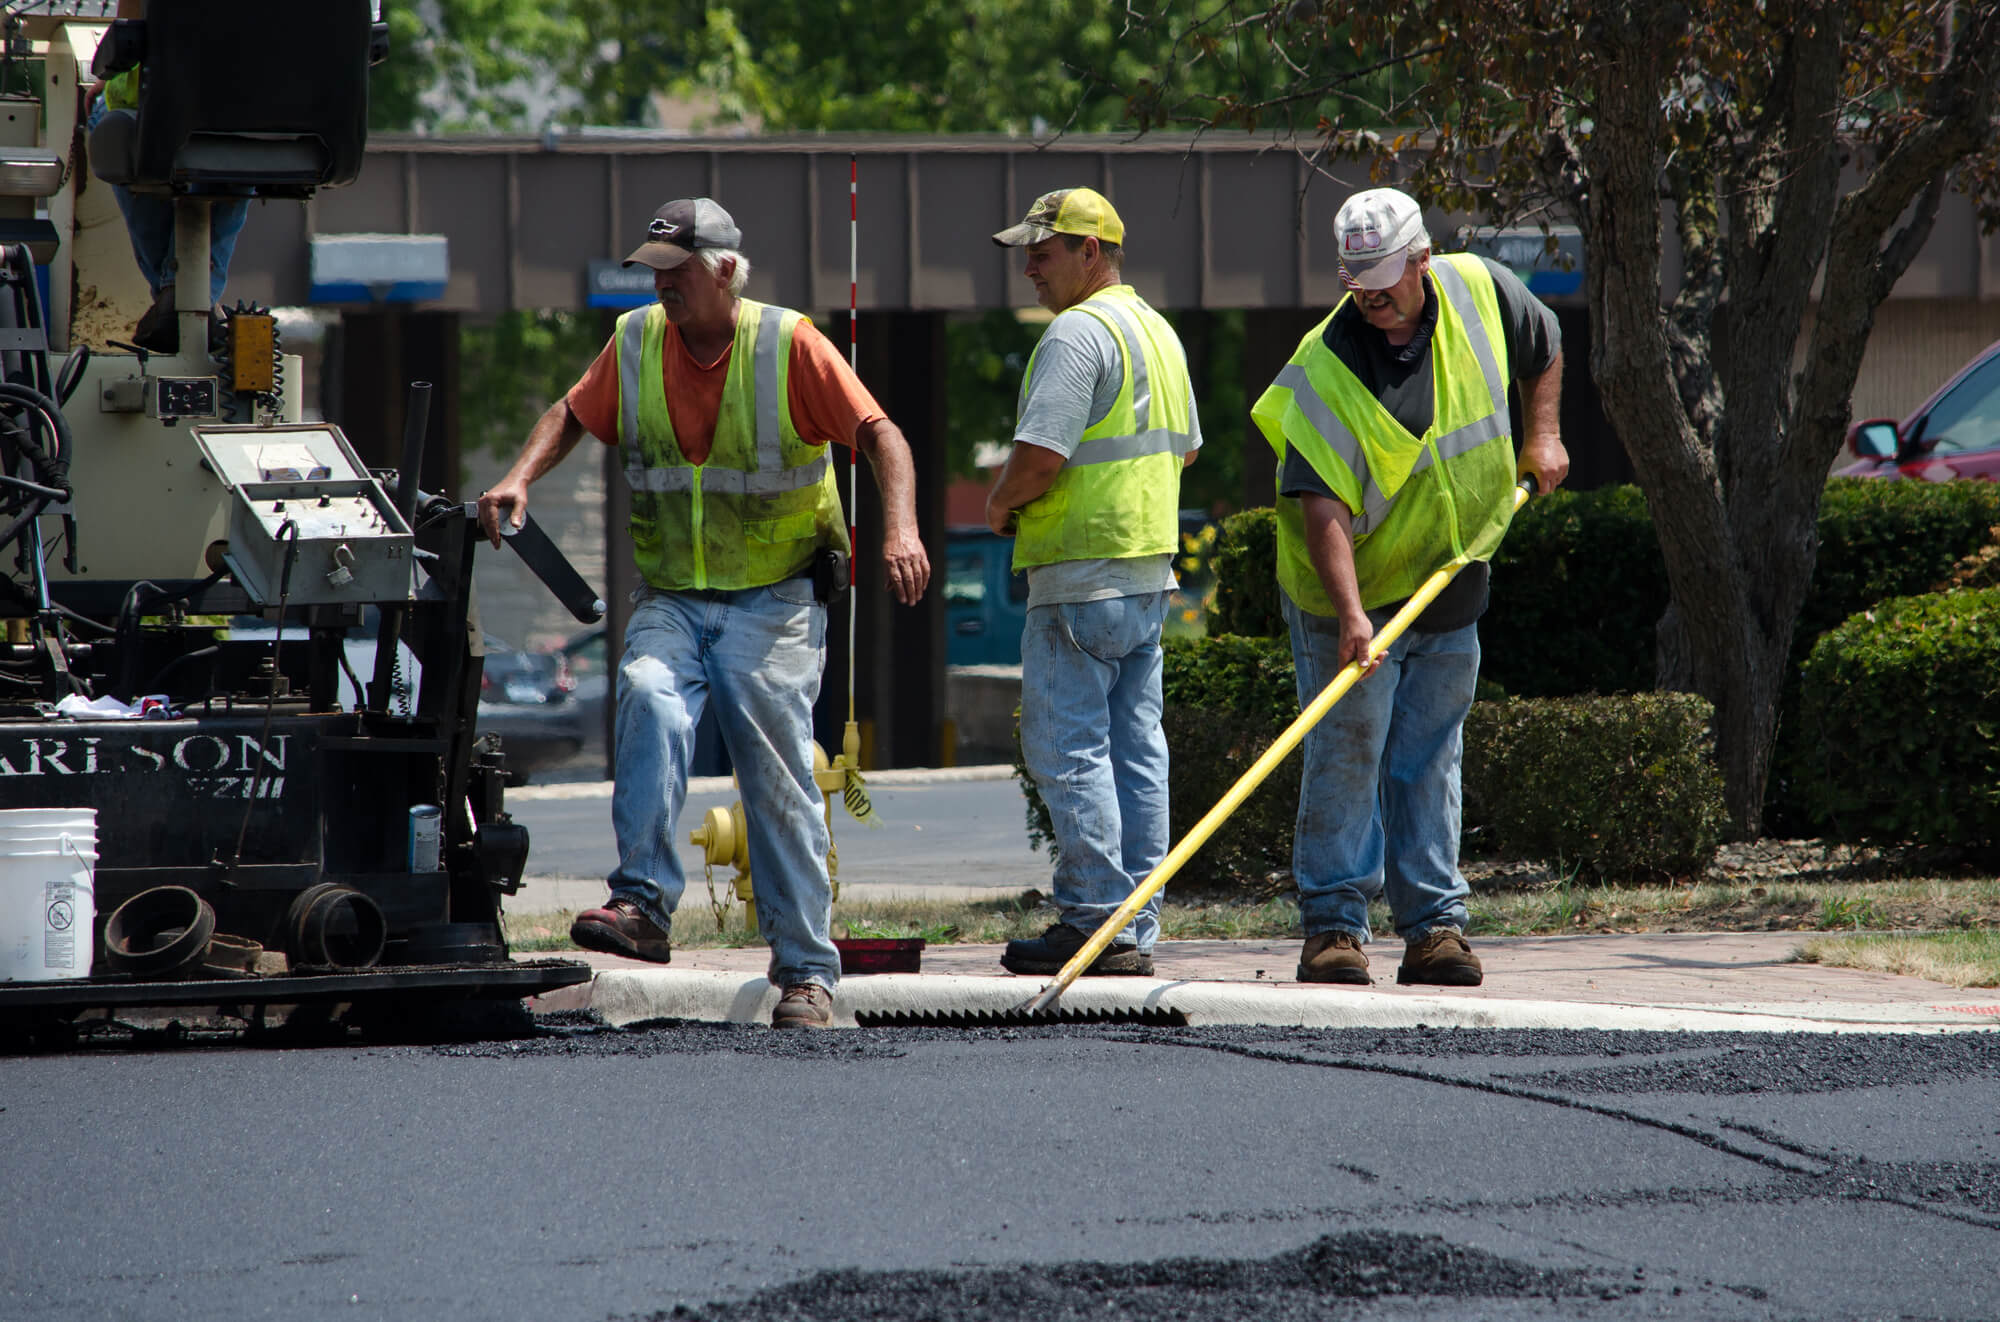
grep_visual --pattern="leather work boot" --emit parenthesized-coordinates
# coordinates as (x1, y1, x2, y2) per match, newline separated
(1000, 922, 1153, 977)
(1297, 931, 1370, 984)
(569, 897, 672, 963)
(772, 982, 834, 1029)
(1398, 926, 1484, 986)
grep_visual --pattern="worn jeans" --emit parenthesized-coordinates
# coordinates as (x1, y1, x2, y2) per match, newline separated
(1019, 592, 1170, 951)
(87, 97, 248, 302)
(1284, 595, 1478, 943)
(608, 580, 838, 991)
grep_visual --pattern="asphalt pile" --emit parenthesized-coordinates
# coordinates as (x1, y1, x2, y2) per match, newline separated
(650, 1231, 1607, 1322)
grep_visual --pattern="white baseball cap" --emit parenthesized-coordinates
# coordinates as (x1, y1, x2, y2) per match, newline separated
(1335, 187, 1430, 291)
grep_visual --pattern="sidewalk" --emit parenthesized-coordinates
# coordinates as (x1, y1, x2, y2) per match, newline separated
(529, 932, 2000, 1033)
(512, 766, 2000, 1033)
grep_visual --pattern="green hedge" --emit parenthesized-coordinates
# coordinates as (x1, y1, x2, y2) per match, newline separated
(1463, 693, 1726, 881)
(1792, 588, 2000, 848)
(1208, 507, 1281, 639)
(1478, 486, 1666, 697)
(1207, 479, 2000, 836)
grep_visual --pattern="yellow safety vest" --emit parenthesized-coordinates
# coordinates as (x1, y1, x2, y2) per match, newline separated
(1252, 253, 1518, 616)
(614, 299, 850, 591)
(1011, 285, 1195, 570)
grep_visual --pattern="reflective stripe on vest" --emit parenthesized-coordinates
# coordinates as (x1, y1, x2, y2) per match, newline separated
(1253, 252, 1517, 613)
(1010, 285, 1192, 569)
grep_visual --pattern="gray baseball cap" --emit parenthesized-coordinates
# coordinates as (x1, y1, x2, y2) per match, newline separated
(622, 197, 743, 270)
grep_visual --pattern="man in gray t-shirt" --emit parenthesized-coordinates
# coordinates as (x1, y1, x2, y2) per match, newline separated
(984, 186, 1201, 978)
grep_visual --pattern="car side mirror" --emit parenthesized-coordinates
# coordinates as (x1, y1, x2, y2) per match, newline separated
(1848, 420, 1900, 460)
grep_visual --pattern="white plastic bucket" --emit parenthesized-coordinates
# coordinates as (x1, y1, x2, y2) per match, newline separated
(0, 809, 98, 832)
(0, 808, 97, 982)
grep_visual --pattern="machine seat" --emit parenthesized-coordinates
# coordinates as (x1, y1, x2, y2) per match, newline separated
(86, 0, 371, 200)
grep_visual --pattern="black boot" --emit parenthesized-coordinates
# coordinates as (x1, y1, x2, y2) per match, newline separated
(132, 285, 178, 353)
(1000, 922, 1153, 976)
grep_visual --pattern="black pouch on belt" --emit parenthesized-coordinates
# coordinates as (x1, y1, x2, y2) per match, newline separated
(811, 547, 850, 604)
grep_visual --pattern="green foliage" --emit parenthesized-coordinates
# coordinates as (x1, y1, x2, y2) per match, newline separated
(1801, 479, 2000, 646)
(1481, 485, 1666, 697)
(375, 2, 1393, 135)
(1209, 507, 1282, 637)
(1160, 633, 1298, 723)
(1793, 589, 2000, 849)
(370, 0, 585, 132)
(1155, 634, 1303, 893)
(1463, 694, 1727, 883)
(944, 311, 1042, 482)
(1164, 310, 1247, 519)
(458, 310, 613, 464)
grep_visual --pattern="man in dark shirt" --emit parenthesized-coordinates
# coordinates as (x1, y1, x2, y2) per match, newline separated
(1251, 186, 1569, 987)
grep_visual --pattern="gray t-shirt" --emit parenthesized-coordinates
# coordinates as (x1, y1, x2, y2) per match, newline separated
(1278, 256, 1561, 631)
(1013, 296, 1203, 608)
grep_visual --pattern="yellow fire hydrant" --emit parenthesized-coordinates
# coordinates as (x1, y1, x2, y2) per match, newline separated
(687, 741, 846, 937)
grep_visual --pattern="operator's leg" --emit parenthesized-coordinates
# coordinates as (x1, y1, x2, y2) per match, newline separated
(1017, 595, 1158, 949)
(1105, 591, 1170, 952)
(604, 587, 707, 931)
(1284, 595, 1396, 943)
(1379, 622, 1479, 939)
(704, 579, 839, 994)
(109, 185, 171, 293)
(204, 200, 251, 306)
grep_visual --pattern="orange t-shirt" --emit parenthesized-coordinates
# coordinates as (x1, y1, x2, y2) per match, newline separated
(564, 310, 884, 464)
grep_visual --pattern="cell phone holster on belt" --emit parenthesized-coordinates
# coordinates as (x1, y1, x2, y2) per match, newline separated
(811, 547, 850, 604)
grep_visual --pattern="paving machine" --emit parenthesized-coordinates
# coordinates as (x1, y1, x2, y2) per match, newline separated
(0, 1, 596, 1043)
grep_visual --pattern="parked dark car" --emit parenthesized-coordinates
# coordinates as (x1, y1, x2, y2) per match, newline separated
(1838, 338, 2000, 481)
(475, 637, 590, 784)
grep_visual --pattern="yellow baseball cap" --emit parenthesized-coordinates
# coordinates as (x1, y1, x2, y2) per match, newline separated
(992, 187, 1125, 247)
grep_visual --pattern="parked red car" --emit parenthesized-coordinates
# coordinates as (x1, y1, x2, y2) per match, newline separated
(1838, 338, 2000, 480)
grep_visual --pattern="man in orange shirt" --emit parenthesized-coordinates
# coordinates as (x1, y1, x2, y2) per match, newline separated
(478, 198, 929, 1029)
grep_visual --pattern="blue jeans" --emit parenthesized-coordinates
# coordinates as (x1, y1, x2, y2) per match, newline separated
(1019, 593, 1170, 951)
(1284, 595, 1478, 943)
(608, 580, 838, 991)
(87, 98, 248, 302)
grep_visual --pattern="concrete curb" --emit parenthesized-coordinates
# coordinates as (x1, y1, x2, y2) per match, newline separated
(548, 969, 1998, 1034)
(507, 763, 1018, 802)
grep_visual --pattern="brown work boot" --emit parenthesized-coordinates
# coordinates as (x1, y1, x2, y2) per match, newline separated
(1398, 926, 1483, 986)
(1297, 931, 1370, 984)
(772, 982, 833, 1029)
(569, 897, 672, 963)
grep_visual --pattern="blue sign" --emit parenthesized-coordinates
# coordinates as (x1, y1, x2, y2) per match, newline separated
(309, 234, 449, 304)
(588, 261, 656, 309)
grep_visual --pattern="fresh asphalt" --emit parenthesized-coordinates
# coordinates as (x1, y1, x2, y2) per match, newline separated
(9, 783, 1999, 1319)
(5, 1020, 1998, 1320)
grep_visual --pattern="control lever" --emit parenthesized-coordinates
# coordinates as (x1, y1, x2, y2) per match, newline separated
(488, 507, 606, 625)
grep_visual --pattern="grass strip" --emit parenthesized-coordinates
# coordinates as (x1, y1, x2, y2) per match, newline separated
(1796, 930, 2000, 988)
(504, 873, 2000, 954)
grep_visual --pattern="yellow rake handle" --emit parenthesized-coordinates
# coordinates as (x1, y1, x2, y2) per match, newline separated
(1023, 480, 1536, 1016)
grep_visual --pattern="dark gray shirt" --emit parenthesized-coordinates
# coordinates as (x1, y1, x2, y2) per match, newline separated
(1279, 255, 1560, 631)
